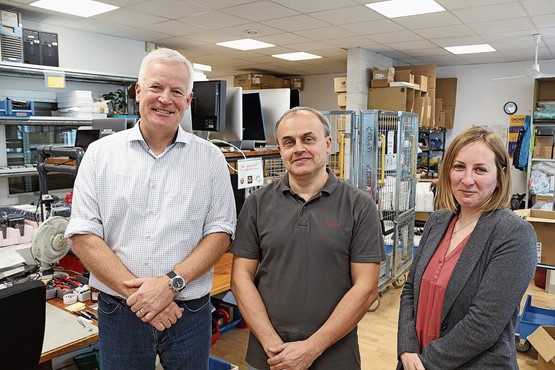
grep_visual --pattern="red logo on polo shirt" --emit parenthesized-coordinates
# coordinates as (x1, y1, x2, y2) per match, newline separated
(326, 221, 340, 227)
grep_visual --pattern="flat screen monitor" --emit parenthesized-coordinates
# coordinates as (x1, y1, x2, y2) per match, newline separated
(241, 92, 265, 150)
(209, 87, 242, 143)
(92, 118, 135, 134)
(243, 88, 290, 147)
(74, 128, 100, 151)
(191, 80, 227, 132)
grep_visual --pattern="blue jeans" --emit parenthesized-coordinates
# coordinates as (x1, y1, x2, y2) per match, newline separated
(98, 292, 211, 370)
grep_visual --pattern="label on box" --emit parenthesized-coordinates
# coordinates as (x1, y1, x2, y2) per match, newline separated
(537, 242, 542, 264)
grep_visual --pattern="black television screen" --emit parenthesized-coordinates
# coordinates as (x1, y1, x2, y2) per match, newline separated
(242, 93, 265, 148)
(191, 80, 227, 132)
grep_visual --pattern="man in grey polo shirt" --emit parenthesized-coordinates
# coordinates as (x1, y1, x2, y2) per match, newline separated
(230, 107, 385, 370)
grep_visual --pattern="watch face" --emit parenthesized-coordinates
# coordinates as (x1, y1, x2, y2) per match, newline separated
(171, 276, 185, 291)
(504, 101, 517, 115)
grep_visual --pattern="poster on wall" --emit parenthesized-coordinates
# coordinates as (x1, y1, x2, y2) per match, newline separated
(508, 115, 527, 158)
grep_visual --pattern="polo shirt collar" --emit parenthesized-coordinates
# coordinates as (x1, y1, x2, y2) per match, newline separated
(279, 167, 340, 196)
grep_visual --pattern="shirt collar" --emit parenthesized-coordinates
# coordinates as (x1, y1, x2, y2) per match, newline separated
(279, 168, 339, 196)
(127, 120, 192, 146)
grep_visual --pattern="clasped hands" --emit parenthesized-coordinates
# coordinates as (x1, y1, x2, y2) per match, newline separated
(124, 276, 184, 332)
(265, 340, 318, 370)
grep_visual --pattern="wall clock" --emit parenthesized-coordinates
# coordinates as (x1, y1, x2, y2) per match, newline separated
(504, 101, 517, 115)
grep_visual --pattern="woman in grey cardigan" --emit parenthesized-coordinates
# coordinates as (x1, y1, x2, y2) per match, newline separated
(397, 126, 537, 370)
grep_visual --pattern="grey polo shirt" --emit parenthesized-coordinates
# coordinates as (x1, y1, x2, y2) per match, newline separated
(230, 168, 385, 370)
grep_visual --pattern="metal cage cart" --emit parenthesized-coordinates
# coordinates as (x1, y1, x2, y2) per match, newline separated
(350, 110, 418, 301)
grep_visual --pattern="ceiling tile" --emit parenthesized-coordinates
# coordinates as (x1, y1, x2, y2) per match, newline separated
(127, 0, 209, 19)
(222, 1, 299, 22)
(262, 14, 329, 32)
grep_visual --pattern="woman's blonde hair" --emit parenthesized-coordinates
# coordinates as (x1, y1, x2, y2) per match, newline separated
(435, 125, 511, 212)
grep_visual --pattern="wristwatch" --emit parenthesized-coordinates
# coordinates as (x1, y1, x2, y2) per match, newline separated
(166, 271, 186, 292)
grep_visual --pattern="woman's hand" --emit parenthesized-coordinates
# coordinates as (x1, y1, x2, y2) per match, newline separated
(400, 352, 426, 370)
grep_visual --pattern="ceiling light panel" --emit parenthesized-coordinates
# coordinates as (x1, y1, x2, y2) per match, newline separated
(272, 52, 322, 61)
(444, 44, 496, 54)
(366, 0, 445, 18)
(216, 38, 275, 51)
(30, 0, 118, 17)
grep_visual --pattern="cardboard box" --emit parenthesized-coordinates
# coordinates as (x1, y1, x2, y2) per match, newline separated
(334, 77, 347, 92)
(436, 111, 446, 128)
(372, 66, 395, 81)
(337, 92, 347, 107)
(514, 209, 555, 265)
(436, 78, 457, 106)
(435, 98, 443, 118)
(234, 73, 276, 88)
(534, 146, 553, 159)
(415, 75, 428, 92)
(537, 135, 554, 146)
(370, 79, 390, 88)
(443, 105, 455, 129)
(394, 70, 414, 84)
(528, 326, 555, 370)
(368, 87, 415, 113)
(287, 77, 304, 90)
(396, 65, 436, 88)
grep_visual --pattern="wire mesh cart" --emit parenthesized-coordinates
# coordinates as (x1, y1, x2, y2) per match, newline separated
(349, 110, 418, 308)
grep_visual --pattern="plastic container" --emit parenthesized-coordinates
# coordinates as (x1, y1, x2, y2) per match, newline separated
(74, 350, 101, 370)
(518, 294, 555, 341)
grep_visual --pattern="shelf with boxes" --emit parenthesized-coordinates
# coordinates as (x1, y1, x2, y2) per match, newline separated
(526, 77, 555, 210)
(367, 65, 436, 128)
(0, 63, 136, 188)
(233, 73, 304, 91)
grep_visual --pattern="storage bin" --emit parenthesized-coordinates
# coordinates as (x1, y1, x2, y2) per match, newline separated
(74, 350, 101, 370)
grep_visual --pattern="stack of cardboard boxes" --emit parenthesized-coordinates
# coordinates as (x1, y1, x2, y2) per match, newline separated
(334, 76, 347, 108)
(367, 65, 439, 128)
(435, 78, 457, 129)
(233, 73, 304, 91)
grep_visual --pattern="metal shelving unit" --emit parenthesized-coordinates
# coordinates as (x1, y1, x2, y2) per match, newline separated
(0, 63, 137, 198)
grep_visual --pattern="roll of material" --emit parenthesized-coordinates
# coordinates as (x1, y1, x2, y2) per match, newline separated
(63, 293, 78, 305)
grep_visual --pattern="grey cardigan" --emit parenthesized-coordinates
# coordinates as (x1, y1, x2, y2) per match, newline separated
(397, 208, 537, 369)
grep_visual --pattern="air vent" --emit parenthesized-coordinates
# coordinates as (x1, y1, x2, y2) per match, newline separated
(0, 34, 23, 62)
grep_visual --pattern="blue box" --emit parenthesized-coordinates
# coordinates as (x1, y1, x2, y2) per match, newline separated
(9, 99, 34, 117)
(0, 100, 10, 116)
(518, 294, 555, 341)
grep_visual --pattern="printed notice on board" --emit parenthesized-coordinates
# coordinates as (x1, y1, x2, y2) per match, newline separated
(237, 158, 263, 189)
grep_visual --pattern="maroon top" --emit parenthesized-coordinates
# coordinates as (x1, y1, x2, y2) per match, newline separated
(416, 215, 471, 349)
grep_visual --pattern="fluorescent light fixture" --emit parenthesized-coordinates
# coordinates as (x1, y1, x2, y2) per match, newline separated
(445, 44, 495, 55)
(216, 38, 274, 51)
(30, 0, 118, 17)
(272, 52, 322, 61)
(193, 63, 212, 72)
(366, 0, 445, 18)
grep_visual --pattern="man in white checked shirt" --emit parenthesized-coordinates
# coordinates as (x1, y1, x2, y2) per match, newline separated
(65, 48, 236, 370)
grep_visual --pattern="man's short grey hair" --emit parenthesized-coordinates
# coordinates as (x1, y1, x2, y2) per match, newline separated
(274, 106, 331, 142)
(138, 47, 194, 95)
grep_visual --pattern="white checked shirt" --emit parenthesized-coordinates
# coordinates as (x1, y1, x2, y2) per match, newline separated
(65, 123, 236, 300)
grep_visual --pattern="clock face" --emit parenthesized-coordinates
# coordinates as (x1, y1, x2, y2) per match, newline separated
(504, 101, 517, 115)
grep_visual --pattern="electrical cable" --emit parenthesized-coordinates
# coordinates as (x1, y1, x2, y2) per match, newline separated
(209, 138, 247, 173)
